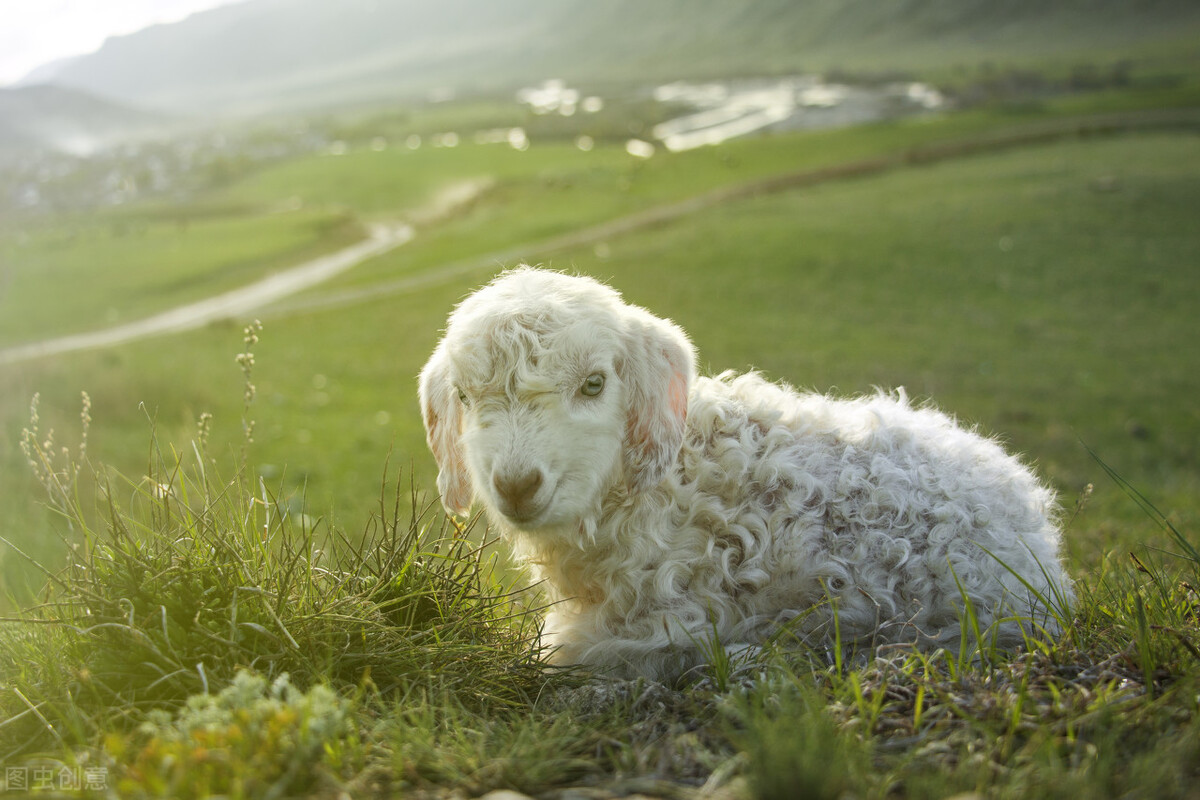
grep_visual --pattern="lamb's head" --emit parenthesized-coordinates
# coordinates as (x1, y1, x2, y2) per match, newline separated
(419, 268, 695, 537)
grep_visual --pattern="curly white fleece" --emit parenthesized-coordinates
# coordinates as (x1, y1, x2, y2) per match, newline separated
(419, 268, 1072, 680)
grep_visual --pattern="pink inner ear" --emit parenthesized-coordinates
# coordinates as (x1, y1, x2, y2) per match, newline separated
(630, 364, 688, 444)
(626, 363, 690, 490)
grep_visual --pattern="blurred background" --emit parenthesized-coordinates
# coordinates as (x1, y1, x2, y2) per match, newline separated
(2, 0, 1198, 605)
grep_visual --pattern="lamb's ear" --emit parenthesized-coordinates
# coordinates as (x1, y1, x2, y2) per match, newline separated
(418, 342, 473, 517)
(618, 309, 696, 494)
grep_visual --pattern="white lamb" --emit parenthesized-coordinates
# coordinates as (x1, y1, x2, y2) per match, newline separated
(419, 268, 1072, 680)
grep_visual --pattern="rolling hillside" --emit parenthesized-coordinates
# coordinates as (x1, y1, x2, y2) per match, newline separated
(0, 84, 167, 157)
(36, 0, 1200, 115)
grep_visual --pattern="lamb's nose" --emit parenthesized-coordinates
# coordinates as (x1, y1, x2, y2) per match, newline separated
(493, 469, 544, 517)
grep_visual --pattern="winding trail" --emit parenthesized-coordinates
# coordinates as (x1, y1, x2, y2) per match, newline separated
(3, 109, 1195, 366)
(0, 222, 413, 365)
(0, 178, 493, 366)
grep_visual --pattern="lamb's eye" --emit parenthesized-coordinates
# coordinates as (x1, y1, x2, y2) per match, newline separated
(456, 387, 470, 406)
(580, 373, 605, 397)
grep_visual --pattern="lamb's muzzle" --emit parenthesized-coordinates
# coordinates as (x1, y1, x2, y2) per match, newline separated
(418, 267, 1074, 680)
(492, 468, 546, 522)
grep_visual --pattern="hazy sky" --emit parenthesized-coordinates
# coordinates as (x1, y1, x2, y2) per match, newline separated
(0, 0, 243, 85)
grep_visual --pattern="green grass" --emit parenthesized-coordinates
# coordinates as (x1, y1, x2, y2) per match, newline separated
(3, 121, 1198, 586)
(6, 99, 1196, 349)
(0, 395, 1197, 798)
(1, 78, 1199, 798)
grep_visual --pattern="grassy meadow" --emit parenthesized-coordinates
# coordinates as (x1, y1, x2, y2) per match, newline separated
(1, 73, 1199, 798)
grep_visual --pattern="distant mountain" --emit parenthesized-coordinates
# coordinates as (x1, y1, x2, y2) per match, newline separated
(16, 54, 88, 87)
(37, 0, 1200, 115)
(0, 84, 167, 157)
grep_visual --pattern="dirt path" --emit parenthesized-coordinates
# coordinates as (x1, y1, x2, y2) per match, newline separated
(0, 222, 413, 365)
(0, 178, 493, 366)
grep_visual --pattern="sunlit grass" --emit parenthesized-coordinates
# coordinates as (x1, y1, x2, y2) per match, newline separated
(2, 397, 1197, 797)
(1, 296, 1197, 798)
(2, 356, 550, 772)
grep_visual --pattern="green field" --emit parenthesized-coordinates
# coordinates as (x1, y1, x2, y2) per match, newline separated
(2, 76, 1199, 798)
(5, 117, 1196, 561)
